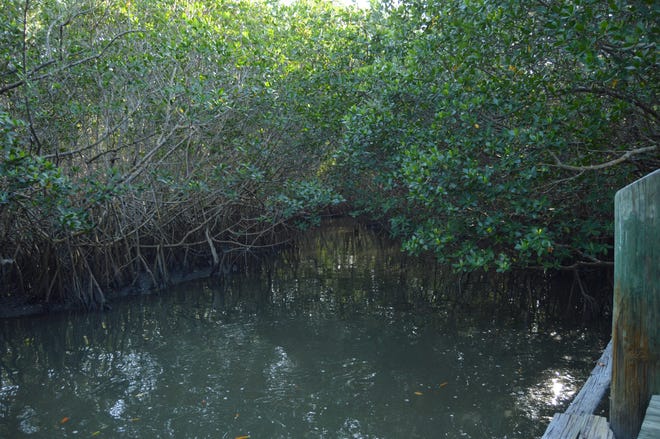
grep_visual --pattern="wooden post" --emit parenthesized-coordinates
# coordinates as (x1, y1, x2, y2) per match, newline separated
(611, 169, 660, 439)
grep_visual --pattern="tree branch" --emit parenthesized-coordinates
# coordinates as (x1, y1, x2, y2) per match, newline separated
(0, 30, 142, 95)
(548, 145, 659, 172)
(571, 86, 659, 122)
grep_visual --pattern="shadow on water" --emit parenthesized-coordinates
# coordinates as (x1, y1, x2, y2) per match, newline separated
(1, 218, 610, 438)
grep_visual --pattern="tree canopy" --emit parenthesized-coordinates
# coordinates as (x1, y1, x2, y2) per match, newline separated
(332, 0, 658, 271)
(0, 0, 657, 305)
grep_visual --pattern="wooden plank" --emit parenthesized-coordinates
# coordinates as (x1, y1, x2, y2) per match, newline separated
(637, 395, 660, 439)
(541, 340, 614, 438)
(611, 169, 660, 439)
(565, 339, 613, 415)
(541, 413, 614, 439)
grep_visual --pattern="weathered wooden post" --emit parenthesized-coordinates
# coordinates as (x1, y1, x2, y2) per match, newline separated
(611, 169, 660, 439)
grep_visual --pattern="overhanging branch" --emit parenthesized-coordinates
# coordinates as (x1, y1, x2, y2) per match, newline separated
(0, 30, 143, 95)
(548, 145, 659, 172)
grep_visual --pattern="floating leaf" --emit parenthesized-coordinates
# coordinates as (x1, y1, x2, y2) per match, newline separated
(91, 431, 101, 437)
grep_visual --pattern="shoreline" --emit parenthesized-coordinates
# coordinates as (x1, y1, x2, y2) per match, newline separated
(0, 267, 218, 319)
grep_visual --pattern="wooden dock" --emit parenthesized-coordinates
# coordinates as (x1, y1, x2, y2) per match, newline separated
(541, 340, 614, 439)
(542, 170, 659, 439)
(542, 413, 613, 439)
(565, 340, 613, 415)
(638, 395, 660, 439)
(541, 341, 660, 439)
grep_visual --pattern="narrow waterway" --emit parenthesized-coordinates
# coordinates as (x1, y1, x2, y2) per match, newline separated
(1, 219, 609, 438)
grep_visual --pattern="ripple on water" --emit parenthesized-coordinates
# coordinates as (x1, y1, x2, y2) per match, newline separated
(18, 406, 40, 434)
(0, 220, 608, 439)
(108, 398, 126, 419)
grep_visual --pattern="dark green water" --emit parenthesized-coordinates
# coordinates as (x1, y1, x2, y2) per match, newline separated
(1, 220, 609, 438)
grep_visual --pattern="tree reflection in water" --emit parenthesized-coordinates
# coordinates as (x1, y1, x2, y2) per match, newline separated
(1, 219, 609, 438)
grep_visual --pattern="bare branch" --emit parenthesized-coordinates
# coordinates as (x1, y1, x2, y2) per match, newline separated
(547, 145, 659, 172)
(35, 29, 144, 79)
(42, 110, 139, 161)
(1, 30, 142, 95)
(0, 60, 58, 95)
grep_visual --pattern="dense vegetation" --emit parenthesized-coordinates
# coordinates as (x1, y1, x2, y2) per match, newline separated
(1, 0, 657, 308)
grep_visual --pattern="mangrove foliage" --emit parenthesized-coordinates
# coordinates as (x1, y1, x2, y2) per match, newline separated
(0, 0, 657, 308)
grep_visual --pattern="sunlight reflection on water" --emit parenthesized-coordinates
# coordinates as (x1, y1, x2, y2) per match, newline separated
(518, 369, 579, 421)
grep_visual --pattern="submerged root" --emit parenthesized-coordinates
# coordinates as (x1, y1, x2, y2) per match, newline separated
(0, 192, 296, 308)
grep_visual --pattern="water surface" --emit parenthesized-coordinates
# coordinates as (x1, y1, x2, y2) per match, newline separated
(1, 220, 609, 438)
